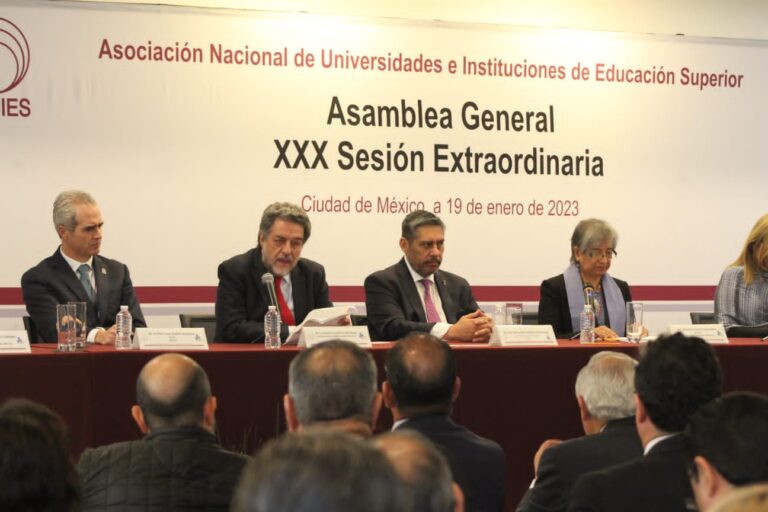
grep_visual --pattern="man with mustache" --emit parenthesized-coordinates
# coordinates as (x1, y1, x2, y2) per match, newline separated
(21, 190, 145, 343)
(215, 202, 333, 342)
(365, 210, 491, 342)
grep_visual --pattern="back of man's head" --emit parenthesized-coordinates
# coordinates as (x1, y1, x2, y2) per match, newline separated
(575, 351, 637, 421)
(688, 392, 768, 487)
(635, 333, 722, 432)
(288, 340, 377, 426)
(385, 333, 456, 417)
(232, 430, 406, 512)
(135, 353, 212, 430)
(0, 398, 80, 512)
(374, 430, 461, 512)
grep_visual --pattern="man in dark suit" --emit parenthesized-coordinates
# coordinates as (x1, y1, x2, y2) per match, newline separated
(365, 210, 491, 342)
(568, 333, 723, 512)
(215, 202, 333, 342)
(517, 351, 642, 512)
(383, 332, 506, 512)
(21, 190, 145, 343)
(78, 353, 248, 511)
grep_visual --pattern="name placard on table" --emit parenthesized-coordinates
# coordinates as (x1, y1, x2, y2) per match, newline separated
(0, 331, 31, 354)
(298, 326, 372, 348)
(668, 324, 728, 344)
(134, 328, 209, 350)
(489, 325, 558, 347)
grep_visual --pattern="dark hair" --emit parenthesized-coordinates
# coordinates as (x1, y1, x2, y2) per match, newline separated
(136, 362, 211, 429)
(687, 392, 768, 485)
(288, 340, 377, 425)
(232, 430, 406, 512)
(385, 333, 456, 416)
(401, 210, 445, 241)
(635, 333, 722, 432)
(0, 399, 80, 512)
(259, 202, 311, 243)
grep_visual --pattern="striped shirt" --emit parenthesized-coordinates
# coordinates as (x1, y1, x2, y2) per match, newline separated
(714, 266, 768, 327)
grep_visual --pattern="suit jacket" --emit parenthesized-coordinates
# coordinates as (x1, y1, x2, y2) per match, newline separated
(214, 247, 332, 342)
(364, 258, 479, 341)
(21, 249, 146, 343)
(78, 426, 248, 512)
(517, 417, 643, 512)
(537, 274, 632, 338)
(568, 434, 693, 512)
(397, 414, 507, 512)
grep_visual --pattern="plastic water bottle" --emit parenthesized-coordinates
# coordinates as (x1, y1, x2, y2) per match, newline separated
(580, 304, 595, 344)
(264, 305, 281, 350)
(115, 305, 133, 350)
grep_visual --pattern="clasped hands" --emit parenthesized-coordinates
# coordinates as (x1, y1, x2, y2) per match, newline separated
(445, 309, 493, 343)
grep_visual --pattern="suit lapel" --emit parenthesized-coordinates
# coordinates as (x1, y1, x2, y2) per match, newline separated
(435, 271, 458, 322)
(291, 264, 306, 321)
(50, 250, 91, 302)
(252, 248, 272, 312)
(397, 259, 427, 322)
(93, 256, 110, 324)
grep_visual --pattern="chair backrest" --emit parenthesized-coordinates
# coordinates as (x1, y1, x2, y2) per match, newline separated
(522, 312, 538, 325)
(690, 312, 716, 324)
(179, 314, 216, 342)
(22, 316, 40, 344)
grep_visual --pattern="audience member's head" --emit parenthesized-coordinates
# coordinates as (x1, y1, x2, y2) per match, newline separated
(384, 332, 459, 420)
(634, 333, 722, 444)
(574, 351, 637, 434)
(132, 353, 215, 433)
(707, 483, 768, 512)
(374, 430, 464, 512)
(232, 429, 406, 512)
(285, 340, 380, 436)
(0, 398, 80, 512)
(687, 392, 768, 511)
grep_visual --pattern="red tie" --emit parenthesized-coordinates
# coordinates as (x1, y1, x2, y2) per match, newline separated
(273, 276, 296, 326)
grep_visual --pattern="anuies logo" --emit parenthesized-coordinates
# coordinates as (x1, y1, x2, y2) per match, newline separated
(0, 17, 31, 117)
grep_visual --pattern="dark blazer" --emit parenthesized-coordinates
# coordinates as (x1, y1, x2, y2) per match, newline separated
(397, 414, 507, 512)
(21, 249, 146, 343)
(537, 274, 632, 338)
(214, 247, 332, 342)
(568, 434, 693, 512)
(78, 426, 248, 512)
(517, 417, 643, 512)
(364, 258, 479, 341)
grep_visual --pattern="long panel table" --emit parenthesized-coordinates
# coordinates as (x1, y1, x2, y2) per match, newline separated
(1, 340, 766, 511)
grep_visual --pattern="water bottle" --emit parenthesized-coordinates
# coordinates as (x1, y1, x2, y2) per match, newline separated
(115, 305, 133, 350)
(580, 304, 595, 344)
(264, 305, 281, 350)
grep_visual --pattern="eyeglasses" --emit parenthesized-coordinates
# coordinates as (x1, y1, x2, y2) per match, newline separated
(585, 249, 617, 260)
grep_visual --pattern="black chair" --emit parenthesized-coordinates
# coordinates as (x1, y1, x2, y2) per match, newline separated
(350, 314, 368, 326)
(22, 316, 40, 343)
(522, 312, 539, 325)
(179, 314, 216, 342)
(690, 312, 716, 324)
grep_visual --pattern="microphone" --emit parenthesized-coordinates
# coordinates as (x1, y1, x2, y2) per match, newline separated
(261, 273, 281, 317)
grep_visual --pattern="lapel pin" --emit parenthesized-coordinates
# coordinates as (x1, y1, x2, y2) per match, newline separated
(101, 268, 107, 274)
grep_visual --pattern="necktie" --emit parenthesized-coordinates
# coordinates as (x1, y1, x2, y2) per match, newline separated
(421, 278, 441, 323)
(77, 264, 94, 301)
(273, 276, 296, 326)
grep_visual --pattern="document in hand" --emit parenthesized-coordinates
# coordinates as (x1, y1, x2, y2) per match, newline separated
(285, 306, 355, 345)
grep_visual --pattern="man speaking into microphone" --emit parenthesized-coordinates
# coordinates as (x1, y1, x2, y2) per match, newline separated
(215, 202, 333, 343)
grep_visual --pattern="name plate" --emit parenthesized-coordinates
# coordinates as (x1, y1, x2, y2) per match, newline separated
(490, 325, 558, 346)
(299, 326, 372, 348)
(668, 324, 728, 344)
(0, 331, 31, 354)
(135, 328, 209, 350)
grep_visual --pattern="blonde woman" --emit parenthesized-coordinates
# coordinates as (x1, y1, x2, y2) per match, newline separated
(714, 214, 768, 337)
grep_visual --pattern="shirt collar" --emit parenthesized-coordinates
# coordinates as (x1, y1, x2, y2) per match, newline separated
(59, 247, 93, 274)
(404, 258, 433, 284)
(644, 433, 677, 455)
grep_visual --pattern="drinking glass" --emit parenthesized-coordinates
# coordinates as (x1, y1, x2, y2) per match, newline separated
(56, 303, 76, 352)
(626, 302, 643, 342)
(506, 303, 523, 325)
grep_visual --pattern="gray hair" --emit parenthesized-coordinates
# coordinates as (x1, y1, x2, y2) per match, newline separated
(374, 430, 456, 512)
(288, 340, 377, 426)
(574, 351, 637, 421)
(259, 202, 311, 243)
(401, 210, 445, 241)
(570, 218, 618, 263)
(52, 190, 96, 232)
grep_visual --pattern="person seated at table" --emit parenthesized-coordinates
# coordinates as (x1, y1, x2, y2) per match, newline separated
(215, 202, 335, 343)
(0, 398, 80, 512)
(77, 353, 248, 511)
(714, 214, 768, 337)
(284, 339, 382, 438)
(538, 218, 635, 339)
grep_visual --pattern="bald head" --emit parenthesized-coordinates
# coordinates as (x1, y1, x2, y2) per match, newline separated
(385, 333, 456, 416)
(136, 353, 212, 430)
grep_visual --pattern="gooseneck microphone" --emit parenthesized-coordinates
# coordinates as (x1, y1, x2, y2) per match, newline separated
(261, 273, 281, 317)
